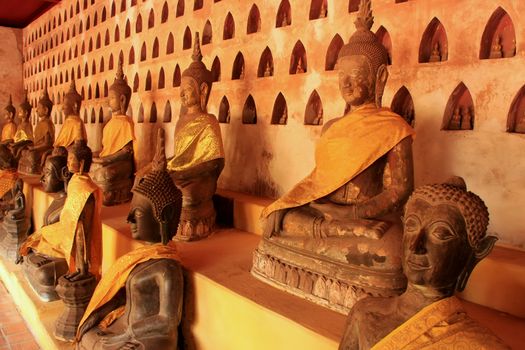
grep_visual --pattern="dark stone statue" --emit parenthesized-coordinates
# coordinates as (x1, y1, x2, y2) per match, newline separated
(339, 177, 509, 350)
(77, 128, 183, 350)
(9, 91, 35, 160)
(252, 0, 415, 313)
(0, 179, 30, 262)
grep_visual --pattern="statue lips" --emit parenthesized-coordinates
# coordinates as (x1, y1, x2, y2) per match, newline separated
(406, 255, 431, 271)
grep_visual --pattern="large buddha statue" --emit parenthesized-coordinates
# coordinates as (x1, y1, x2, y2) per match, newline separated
(252, 0, 415, 312)
(0, 145, 19, 218)
(77, 128, 183, 350)
(91, 61, 136, 206)
(54, 78, 87, 149)
(167, 32, 225, 241)
(0, 178, 30, 262)
(21, 148, 70, 301)
(18, 88, 55, 175)
(339, 178, 509, 350)
(1, 95, 17, 143)
(10, 91, 35, 159)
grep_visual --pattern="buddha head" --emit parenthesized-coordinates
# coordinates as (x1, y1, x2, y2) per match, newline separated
(63, 78, 82, 117)
(128, 129, 182, 244)
(67, 139, 92, 174)
(4, 95, 15, 122)
(402, 177, 497, 295)
(18, 90, 32, 122)
(37, 89, 53, 120)
(336, 0, 389, 109)
(0, 144, 16, 170)
(41, 147, 70, 193)
(180, 32, 212, 114)
(108, 60, 132, 115)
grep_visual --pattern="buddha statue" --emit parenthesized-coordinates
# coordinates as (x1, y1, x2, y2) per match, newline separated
(448, 107, 461, 130)
(339, 178, 509, 350)
(91, 61, 135, 206)
(21, 148, 71, 302)
(319, 1, 327, 18)
(295, 56, 305, 74)
(0, 178, 30, 262)
(460, 105, 473, 130)
(1, 95, 17, 143)
(489, 35, 503, 59)
(252, 0, 415, 313)
(54, 77, 87, 149)
(77, 129, 183, 350)
(167, 33, 225, 242)
(18, 88, 55, 175)
(428, 42, 441, 62)
(279, 106, 288, 125)
(0, 144, 19, 219)
(264, 61, 272, 77)
(10, 91, 34, 159)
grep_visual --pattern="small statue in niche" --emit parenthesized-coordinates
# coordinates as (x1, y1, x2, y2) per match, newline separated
(296, 56, 305, 74)
(18, 88, 55, 175)
(54, 78, 87, 150)
(504, 38, 516, 58)
(239, 64, 245, 79)
(21, 148, 70, 302)
(91, 60, 135, 206)
(489, 35, 503, 59)
(278, 106, 288, 125)
(281, 13, 289, 27)
(264, 61, 272, 77)
(460, 105, 473, 130)
(1, 95, 17, 143)
(319, 1, 327, 18)
(226, 109, 231, 123)
(339, 178, 509, 350)
(313, 103, 323, 125)
(252, 0, 415, 313)
(0, 179, 30, 262)
(428, 42, 441, 62)
(167, 32, 225, 241)
(514, 111, 525, 133)
(77, 129, 183, 350)
(10, 91, 35, 159)
(448, 107, 461, 130)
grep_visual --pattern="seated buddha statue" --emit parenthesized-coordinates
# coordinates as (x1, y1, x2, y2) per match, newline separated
(91, 61, 135, 206)
(252, 0, 415, 313)
(1, 95, 18, 144)
(18, 89, 55, 175)
(10, 91, 35, 160)
(21, 148, 71, 301)
(54, 78, 87, 150)
(0, 145, 19, 219)
(0, 178, 30, 262)
(339, 178, 509, 350)
(167, 33, 225, 241)
(77, 128, 183, 350)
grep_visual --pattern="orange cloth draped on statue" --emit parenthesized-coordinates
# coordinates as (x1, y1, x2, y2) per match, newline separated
(372, 296, 509, 349)
(262, 104, 415, 217)
(0, 169, 17, 198)
(19, 174, 102, 278)
(76, 243, 180, 338)
(54, 115, 87, 147)
(1, 122, 17, 141)
(33, 119, 55, 145)
(167, 113, 224, 172)
(13, 121, 33, 142)
(98, 114, 136, 158)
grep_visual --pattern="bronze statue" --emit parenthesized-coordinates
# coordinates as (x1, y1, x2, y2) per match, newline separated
(21, 148, 70, 302)
(252, 0, 415, 313)
(77, 129, 183, 350)
(10, 91, 35, 160)
(339, 178, 509, 350)
(18, 88, 55, 175)
(167, 32, 225, 241)
(1, 95, 17, 143)
(0, 145, 19, 220)
(0, 179, 30, 262)
(54, 78, 87, 149)
(91, 61, 135, 206)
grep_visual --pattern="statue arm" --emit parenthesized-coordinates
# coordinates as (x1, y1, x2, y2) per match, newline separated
(68, 194, 95, 281)
(77, 290, 126, 340)
(356, 137, 414, 218)
(94, 142, 133, 165)
(170, 158, 224, 181)
(339, 306, 361, 350)
(31, 131, 53, 151)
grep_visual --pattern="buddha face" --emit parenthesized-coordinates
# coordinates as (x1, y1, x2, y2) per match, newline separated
(180, 77, 201, 110)
(17, 108, 29, 122)
(128, 193, 160, 242)
(41, 159, 64, 193)
(337, 55, 374, 107)
(4, 109, 14, 122)
(108, 89, 128, 115)
(36, 102, 50, 119)
(67, 151, 81, 174)
(63, 97, 78, 117)
(402, 198, 471, 290)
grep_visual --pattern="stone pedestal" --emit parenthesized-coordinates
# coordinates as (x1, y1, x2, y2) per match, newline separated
(54, 273, 96, 342)
(0, 216, 29, 262)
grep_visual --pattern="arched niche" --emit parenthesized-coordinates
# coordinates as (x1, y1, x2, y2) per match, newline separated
(98, 107, 104, 124)
(506, 85, 525, 133)
(145, 71, 152, 91)
(232, 52, 245, 80)
(125, 19, 131, 38)
(480, 7, 516, 59)
(271, 93, 288, 125)
(211, 56, 221, 82)
(158, 68, 165, 89)
(103, 81, 108, 97)
(83, 108, 88, 123)
(257, 47, 273, 78)
(304, 90, 323, 125)
(95, 83, 100, 98)
(150, 103, 157, 123)
(391, 86, 415, 127)
(218, 96, 230, 123)
(442, 82, 474, 130)
(152, 38, 159, 58)
(183, 26, 192, 50)
(203, 20, 212, 45)
(129, 46, 135, 64)
(136, 14, 142, 33)
(276, 0, 291, 28)
(419, 18, 448, 63)
(242, 95, 257, 124)
(289, 41, 307, 74)
(137, 104, 144, 123)
(90, 108, 96, 123)
(309, 0, 327, 20)
(194, 0, 203, 11)
(325, 34, 343, 71)
(223, 12, 235, 40)
(120, 0, 125, 12)
(109, 54, 114, 69)
(100, 57, 105, 72)
(105, 29, 110, 44)
(247, 4, 261, 34)
(163, 101, 172, 122)
(376, 26, 392, 65)
(96, 34, 101, 49)
(176, 0, 184, 17)
(173, 64, 181, 87)
(133, 73, 139, 92)
(148, 9, 155, 29)
(161, 2, 169, 23)
(140, 42, 147, 61)
(167, 33, 175, 54)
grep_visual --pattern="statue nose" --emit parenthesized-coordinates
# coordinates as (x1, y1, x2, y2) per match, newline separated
(410, 229, 427, 254)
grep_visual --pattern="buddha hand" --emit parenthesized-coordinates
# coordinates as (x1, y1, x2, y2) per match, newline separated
(309, 202, 358, 222)
(263, 209, 287, 238)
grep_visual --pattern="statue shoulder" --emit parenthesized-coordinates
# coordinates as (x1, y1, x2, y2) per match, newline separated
(321, 116, 343, 135)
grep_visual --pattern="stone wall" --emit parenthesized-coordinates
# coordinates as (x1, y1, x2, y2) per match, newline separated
(0, 26, 24, 126)
(21, 0, 525, 247)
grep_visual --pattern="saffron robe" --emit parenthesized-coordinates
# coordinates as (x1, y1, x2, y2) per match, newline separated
(54, 115, 87, 147)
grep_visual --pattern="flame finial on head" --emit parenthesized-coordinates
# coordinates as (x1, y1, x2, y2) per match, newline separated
(19, 90, 32, 113)
(152, 128, 167, 171)
(192, 32, 203, 63)
(116, 57, 125, 82)
(355, 0, 374, 31)
(5, 94, 15, 114)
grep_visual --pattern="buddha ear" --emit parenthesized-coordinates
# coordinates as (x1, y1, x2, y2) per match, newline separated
(456, 236, 497, 292)
(119, 94, 127, 113)
(374, 64, 388, 108)
(200, 83, 209, 111)
(61, 166, 71, 181)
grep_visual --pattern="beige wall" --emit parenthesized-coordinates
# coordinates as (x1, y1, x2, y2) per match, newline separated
(21, 0, 525, 248)
(0, 26, 24, 124)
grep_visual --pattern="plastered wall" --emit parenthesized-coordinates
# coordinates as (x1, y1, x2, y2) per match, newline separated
(0, 26, 24, 124)
(21, 0, 525, 248)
